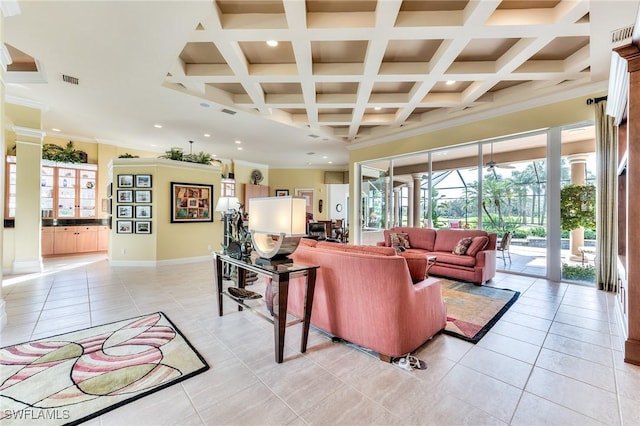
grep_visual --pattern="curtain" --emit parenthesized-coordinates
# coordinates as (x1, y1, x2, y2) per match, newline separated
(595, 101, 618, 291)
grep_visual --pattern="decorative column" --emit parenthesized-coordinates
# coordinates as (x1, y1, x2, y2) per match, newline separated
(384, 174, 392, 229)
(406, 180, 413, 226)
(412, 173, 422, 227)
(393, 187, 400, 226)
(13, 127, 45, 273)
(0, 1, 20, 331)
(567, 154, 589, 259)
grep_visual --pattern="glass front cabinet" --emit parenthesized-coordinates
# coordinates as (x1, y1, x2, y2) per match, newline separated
(45, 163, 97, 219)
(6, 156, 98, 220)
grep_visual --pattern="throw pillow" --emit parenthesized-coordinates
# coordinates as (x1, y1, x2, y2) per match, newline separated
(390, 232, 411, 248)
(466, 236, 489, 257)
(452, 237, 473, 255)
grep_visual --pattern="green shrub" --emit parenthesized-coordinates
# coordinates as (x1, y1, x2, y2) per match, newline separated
(512, 229, 527, 239)
(562, 263, 595, 282)
(530, 226, 547, 237)
(561, 230, 569, 238)
(584, 229, 596, 240)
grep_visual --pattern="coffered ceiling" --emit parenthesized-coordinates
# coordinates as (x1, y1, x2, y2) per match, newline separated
(3, 1, 638, 168)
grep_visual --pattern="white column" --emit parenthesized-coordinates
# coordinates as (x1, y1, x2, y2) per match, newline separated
(567, 154, 589, 259)
(412, 173, 422, 227)
(393, 187, 400, 226)
(0, 0, 21, 330)
(407, 180, 413, 226)
(12, 127, 45, 273)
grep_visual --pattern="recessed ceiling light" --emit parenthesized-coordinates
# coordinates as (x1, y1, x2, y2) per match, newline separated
(234, 140, 242, 144)
(204, 133, 210, 137)
(322, 156, 328, 159)
(328, 161, 333, 164)
(446, 80, 456, 85)
(374, 107, 382, 111)
(51, 128, 61, 132)
(154, 124, 163, 128)
(151, 144, 157, 147)
(237, 147, 243, 151)
(266, 40, 278, 47)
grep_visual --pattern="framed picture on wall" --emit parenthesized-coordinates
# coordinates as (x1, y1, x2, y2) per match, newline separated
(118, 175, 134, 188)
(135, 205, 152, 219)
(117, 190, 133, 203)
(117, 205, 133, 218)
(135, 174, 152, 188)
(170, 182, 213, 223)
(116, 220, 133, 234)
(135, 190, 152, 203)
(275, 189, 289, 196)
(135, 221, 152, 234)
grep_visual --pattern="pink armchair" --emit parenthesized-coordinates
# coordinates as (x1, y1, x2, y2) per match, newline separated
(284, 240, 447, 360)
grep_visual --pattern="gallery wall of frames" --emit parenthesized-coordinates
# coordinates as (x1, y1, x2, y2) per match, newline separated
(110, 174, 153, 234)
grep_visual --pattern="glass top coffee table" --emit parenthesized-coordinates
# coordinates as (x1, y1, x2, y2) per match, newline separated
(212, 252, 319, 363)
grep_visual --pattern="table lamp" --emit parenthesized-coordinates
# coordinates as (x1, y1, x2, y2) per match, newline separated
(249, 196, 306, 265)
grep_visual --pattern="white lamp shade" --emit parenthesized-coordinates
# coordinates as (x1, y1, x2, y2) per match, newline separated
(248, 196, 306, 236)
(215, 196, 240, 212)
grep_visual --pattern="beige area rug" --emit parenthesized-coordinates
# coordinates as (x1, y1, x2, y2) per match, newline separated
(441, 280, 520, 343)
(1, 312, 209, 425)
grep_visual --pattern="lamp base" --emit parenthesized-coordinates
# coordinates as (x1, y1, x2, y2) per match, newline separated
(254, 256, 291, 267)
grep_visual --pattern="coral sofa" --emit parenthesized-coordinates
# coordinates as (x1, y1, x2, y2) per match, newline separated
(282, 239, 447, 360)
(377, 227, 497, 284)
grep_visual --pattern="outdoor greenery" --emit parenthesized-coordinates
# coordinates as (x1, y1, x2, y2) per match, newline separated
(560, 184, 596, 231)
(562, 263, 595, 281)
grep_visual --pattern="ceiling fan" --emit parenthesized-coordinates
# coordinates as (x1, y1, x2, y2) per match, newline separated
(486, 143, 516, 172)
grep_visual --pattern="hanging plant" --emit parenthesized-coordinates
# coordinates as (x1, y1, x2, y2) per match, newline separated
(118, 153, 139, 158)
(560, 184, 596, 231)
(42, 141, 83, 163)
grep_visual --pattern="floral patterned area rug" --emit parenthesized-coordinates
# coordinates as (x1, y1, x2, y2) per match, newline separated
(441, 281, 520, 343)
(0, 312, 209, 425)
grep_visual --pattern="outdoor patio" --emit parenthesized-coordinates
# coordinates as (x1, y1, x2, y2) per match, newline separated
(498, 243, 596, 285)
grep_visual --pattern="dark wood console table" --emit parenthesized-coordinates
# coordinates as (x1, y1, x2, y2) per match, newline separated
(213, 252, 319, 363)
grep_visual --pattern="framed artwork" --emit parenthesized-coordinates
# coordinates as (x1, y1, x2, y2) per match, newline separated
(116, 220, 133, 234)
(118, 174, 134, 188)
(135, 190, 152, 203)
(117, 190, 133, 203)
(107, 182, 113, 197)
(117, 205, 133, 218)
(135, 221, 152, 234)
(171, 182, 213, 223)
(275, 189, 289, 196)
(295, 188, 315, 216)
(135, 205, 152, 219)
(135, 174, 152, 188)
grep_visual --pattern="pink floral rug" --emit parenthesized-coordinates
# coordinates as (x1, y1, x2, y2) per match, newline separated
(0, 312, 209, 425)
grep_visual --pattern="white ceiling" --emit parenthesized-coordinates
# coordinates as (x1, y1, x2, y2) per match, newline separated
(3, 1, 638, 169)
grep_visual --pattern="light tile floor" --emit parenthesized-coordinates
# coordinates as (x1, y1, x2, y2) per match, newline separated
(2, 254, 640, 425)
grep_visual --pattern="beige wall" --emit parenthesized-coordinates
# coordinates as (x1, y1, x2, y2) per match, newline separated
(109, 158, 222, 264)
(270, 169, 328, 220)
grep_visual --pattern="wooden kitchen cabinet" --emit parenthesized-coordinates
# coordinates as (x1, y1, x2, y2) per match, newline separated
(52, 226, 98, 255)
(97, 225, 110, 251)
(41, 227, 54, 256)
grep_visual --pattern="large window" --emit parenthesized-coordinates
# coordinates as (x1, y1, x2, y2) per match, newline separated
(358, 124, 597, 283)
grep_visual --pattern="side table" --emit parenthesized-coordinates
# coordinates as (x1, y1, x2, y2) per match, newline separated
(426, 255, 437, 277)
(213, 252, 319, 363)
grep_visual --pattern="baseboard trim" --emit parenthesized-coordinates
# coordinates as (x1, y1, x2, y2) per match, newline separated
(12, 258, 43, 274)
(109, 255, 211, 268)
